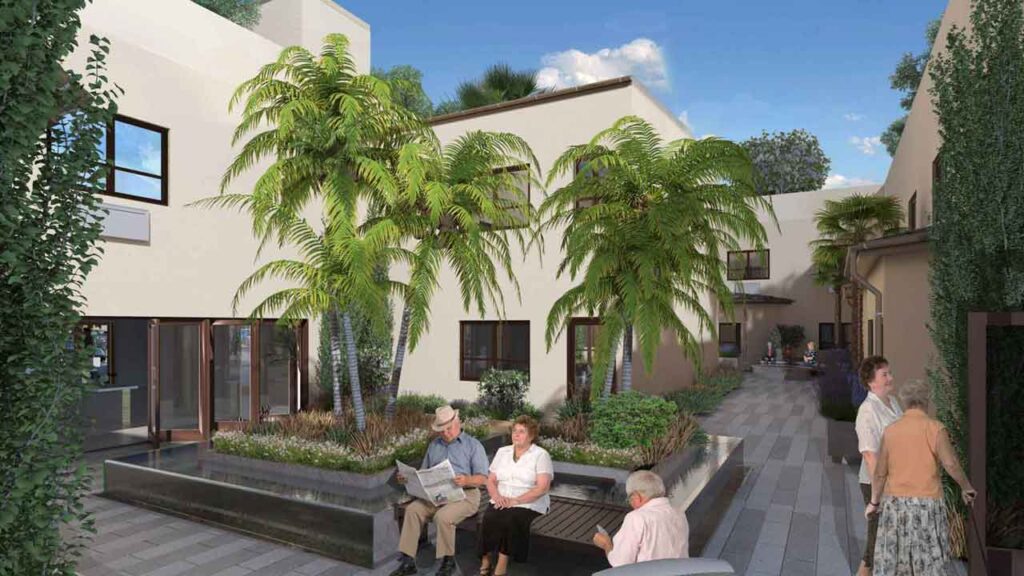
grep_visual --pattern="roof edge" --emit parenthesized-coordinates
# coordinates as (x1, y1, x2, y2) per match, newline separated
(856, 227, 930, 253)
(428, 76, 633, 126)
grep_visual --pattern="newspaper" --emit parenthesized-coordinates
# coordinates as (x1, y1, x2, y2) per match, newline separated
(396, 458, 466, 505)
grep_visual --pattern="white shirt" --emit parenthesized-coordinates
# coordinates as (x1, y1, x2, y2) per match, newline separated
(607, 497, 689, 567)
(489, 444, 554, 514)
(855, 391, 903, 484)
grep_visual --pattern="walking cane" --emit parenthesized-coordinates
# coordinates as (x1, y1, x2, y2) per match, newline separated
(966, 498, 989, 576)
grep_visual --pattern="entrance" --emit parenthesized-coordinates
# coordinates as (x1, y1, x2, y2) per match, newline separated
(567, 318, 616, 401)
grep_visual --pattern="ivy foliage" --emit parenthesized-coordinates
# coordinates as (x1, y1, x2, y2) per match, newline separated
(0, 1, 121, 572)
(740, 129, 830, 195)
(928, 0, 1024, 550)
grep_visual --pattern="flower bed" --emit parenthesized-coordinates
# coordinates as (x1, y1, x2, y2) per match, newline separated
(212, 410, 494, 474)
(665, 368, 742, 415)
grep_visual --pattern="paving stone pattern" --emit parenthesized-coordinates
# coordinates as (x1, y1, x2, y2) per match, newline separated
(698, 368, 865, 576)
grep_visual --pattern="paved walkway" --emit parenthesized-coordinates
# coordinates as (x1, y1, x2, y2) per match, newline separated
(698, 367, 865, 576)
(76, 367, 867, 576)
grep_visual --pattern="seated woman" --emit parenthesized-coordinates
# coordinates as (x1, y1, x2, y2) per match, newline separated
(802, 341, 817, 365)
(478, 415, 553, 576)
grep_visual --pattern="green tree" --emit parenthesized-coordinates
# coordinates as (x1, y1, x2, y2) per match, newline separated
(540, 117, 774, 393)
(741, 129, 830, 195)
(199, 34, 420, 430)
(810, 195, 902, 364)
(372, 65, 434, 118)
(362, 131, 539, 419)
(929, 0, 1024, 550)
(0, 0, 120, 570)
(881, 18, 941, 156)
(442, 63, 544, 113)
(192, 0, 261, 28)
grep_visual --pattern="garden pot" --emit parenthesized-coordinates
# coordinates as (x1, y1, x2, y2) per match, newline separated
(826, 418, 861, 465)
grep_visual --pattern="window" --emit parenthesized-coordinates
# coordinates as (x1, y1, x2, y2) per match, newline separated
(573, 159, 607, 209)
(460, 321, 529, 380)
(718, 323, 741, 357)
(81, 322, 114, 387)
(727, 250, 770, 280)
(819, 323, 837, 350)
(482, 165, 530, 229)
(932, 154, 942, 187)
(867, 319, 875, 356)
(100, 116, 168, 205)
(819, 322, 853, 349)
(908, 192, 917, 230)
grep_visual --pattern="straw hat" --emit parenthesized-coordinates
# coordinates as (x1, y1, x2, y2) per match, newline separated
(431, 405, 459, 432)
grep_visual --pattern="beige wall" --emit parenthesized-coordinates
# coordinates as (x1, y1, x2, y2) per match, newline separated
(397, 83, 696, 410)
(714, 186, 869, 366)
(859, 246, 933, 384)
(254, 0, 371, 73)
(881, 0, 970, 227)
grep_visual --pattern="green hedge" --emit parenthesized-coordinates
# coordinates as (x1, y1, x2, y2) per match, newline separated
(590, 392, 677, 449)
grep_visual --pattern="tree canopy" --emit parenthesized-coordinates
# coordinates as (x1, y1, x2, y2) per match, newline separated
(192, 0, 261, 28)
(881, 18, 941, 156)
(741, 129, 830, 195)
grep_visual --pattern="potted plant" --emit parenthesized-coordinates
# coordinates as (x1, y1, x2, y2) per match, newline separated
(815, 350, 862, 464)
(776, 324, 805, 364)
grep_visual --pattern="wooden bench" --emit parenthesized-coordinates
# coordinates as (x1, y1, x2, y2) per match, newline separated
(394, 492, 629, 561)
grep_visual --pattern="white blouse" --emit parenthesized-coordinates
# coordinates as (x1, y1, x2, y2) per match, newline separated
(489, 444, 554, 514)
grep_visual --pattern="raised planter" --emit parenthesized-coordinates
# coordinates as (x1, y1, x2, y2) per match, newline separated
(826, 419, 861, 465)
(547, 435, 744, 557)
(987, 546, 1024, 576)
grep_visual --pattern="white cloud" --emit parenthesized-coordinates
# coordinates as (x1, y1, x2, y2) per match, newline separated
(677, 110, 692, 132)
(844, 113, 866, 122)
(824, 174, 877, 189)
(536, 38, 669, 91)
(849, 135, 883, 156)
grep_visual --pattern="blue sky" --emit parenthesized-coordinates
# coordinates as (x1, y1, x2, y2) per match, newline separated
(338, 0, 946, 187)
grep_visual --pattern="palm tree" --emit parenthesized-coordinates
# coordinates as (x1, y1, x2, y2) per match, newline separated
(200, 34, 420, 426)
(442, 63, 545, 112)
(540, 116, 774, 393)
(358, 131, 540, 419)
(811, 195, 902, 363)
(810, 242, 848, 351)
(230, 209, 407, 431)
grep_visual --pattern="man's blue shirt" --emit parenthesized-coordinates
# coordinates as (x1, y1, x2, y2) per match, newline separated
(421, 431, 489, 477)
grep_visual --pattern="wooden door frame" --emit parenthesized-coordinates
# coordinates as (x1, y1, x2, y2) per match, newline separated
(211, 320, 260, 426)
(567, 318, 616, 400)
(148, 319, 211, 446)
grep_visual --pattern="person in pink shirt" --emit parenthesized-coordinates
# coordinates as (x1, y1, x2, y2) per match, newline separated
(592, 470, 689, 567)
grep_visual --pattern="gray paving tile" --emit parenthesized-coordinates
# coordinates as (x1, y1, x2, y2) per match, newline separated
(785, 513, 819, 564)
(794, 461, 822, 516)
(781, 558, 816, 576)
(188, 539, 259, 565)
(747, 460, 783, 510)
(134, 531, 218, 560)
(768, 435, 792, 460)
(140, 560, 196, 576)
(785, 435, 809, 465)
(293, 558, 343, 575)
(241, 549, 296, 570)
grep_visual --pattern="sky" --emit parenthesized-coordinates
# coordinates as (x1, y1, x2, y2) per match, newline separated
(337, 0, 947, 188)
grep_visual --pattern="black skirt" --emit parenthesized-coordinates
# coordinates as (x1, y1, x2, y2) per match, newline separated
(477, 505, 542, 562)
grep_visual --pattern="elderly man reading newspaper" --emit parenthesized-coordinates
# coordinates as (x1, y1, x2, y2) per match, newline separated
(391, 405, 489, 576)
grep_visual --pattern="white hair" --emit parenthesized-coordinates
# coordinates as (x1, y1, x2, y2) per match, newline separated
(898, 379, 932, 411)
(626, 470, 666, 500)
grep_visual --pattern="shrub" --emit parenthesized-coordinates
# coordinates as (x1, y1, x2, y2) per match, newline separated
(212, 430, 429, 474)
(510, 402, 542, 421)
(395, 393, 448, 414)
(556, 398, 592, 421)
(542, 413, 590, 443)
(477, 369, 529, 419)
(666, 369, 742, 416)
(590, 392, 677, 449)
(638, 414, 702, 465)
(539, 438, 643, 470)
(449, 399, 485, 419)
(777, 324, 805, 348)
(461, 416, 494, 440)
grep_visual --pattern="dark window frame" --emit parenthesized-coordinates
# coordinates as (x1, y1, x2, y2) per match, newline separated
(867, 319, 875, 356)
(727, 250, 770, 281)
(459, 320, 530, 381)
(573, 159, 604, 210)
(818, 322, 837, 350)
(908, 192, 917, 231)
(103, 114, 169, 206)
(718, 322, 742, 357)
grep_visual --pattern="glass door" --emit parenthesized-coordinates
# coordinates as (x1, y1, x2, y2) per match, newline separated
(148, 320, 210, 445)
(568, 318, 615, 401)
(212, 321, 256, 425)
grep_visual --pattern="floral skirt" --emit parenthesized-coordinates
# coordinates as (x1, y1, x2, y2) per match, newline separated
(874, 495, 957, 576)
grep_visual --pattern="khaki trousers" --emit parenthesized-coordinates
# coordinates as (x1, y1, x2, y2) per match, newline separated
(399, 487, 481, 559)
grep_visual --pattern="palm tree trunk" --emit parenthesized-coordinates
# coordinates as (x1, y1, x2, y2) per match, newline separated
(620, 323, 634, 392)
(851, 285, 864, 364)
(342, 311, 366, 431)
(328, 308, 345, 417)
(384, 306, 412, 420)
(601, 336, 619, 399)
(834, 283, 843, 349)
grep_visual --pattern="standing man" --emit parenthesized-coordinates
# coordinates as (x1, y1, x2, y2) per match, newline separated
(854, 356, 902, 576)
(391, 405, 489, 576)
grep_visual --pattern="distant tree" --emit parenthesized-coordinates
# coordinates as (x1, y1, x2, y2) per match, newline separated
(192, 0, 261, 29)
(372, 65, 434, 118)
(881, 18, 941, 156)
(433, 99, 462, 116)
(741, 129, 830, 195)
(449, 63, 544, 112)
